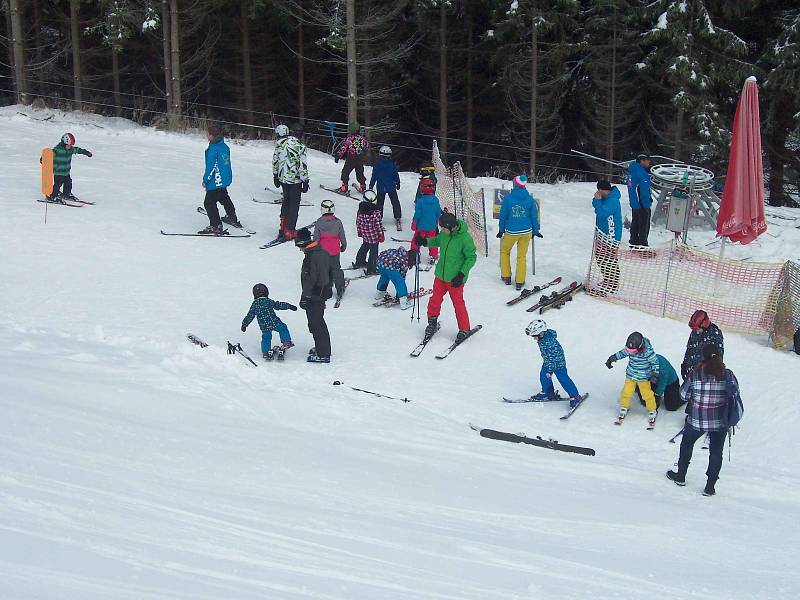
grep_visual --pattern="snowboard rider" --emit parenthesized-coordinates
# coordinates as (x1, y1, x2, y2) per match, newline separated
(525, 319, 583, 408)
(241, 283, 297, 358)
(199, 124, 240, 235)
(272, 123, 309, 241)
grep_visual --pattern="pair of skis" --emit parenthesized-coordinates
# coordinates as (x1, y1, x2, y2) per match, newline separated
(502, 393, 590, 420)
(373, 288, 432, 307)
(524, 281, 583, 314)
(252, 197, 312, 207)
(410, 324, 482, 359)
(614, 413, 657, 430)
(197, 207, 256, 234)
(38, 194, 95, 208)
(505, 276, 562, 306)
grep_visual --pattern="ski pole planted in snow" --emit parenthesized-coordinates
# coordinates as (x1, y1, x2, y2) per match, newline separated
(669, 427, 684, 443)
(332, 381, 410, 403)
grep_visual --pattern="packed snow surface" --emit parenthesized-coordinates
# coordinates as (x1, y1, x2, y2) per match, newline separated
(2, 106, 799, 599)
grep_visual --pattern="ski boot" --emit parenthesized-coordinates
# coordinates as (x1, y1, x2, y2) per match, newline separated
(395, 218, 402, 231)
(455, 329, 470, 343)
(501, 277, 511, 286)
(276, 341, 293, 361)
(647, 410, 658, 430)
(307, 354, 330, 363)
(375, 289, 389, 300)
(516, 282, 525, 291)
(400, 296, 414, 311)
(264, 345, 280, 361)
(338, 182, 348, 194)
(702, 478, 717, 497)
(197, 224, 225, 235)
(221, 214, 242, 228)
(569, 395, 583, 409)
(666, 470, 686, 487)
(357, 183, 367, 193)
(614, 406, 628, 425)
(423, 317, 438, 342)
(308, 347, 317, 357)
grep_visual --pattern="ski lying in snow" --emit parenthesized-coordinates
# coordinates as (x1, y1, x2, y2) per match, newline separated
(502, 394, 566, 403)
(197, 207, 256, 234)
(469, 423, 595, 457)
(38, 198, 83, 207)
(539, 283, 584, 314)
(507, 276, 562, 306)
(435, 324, 482, 359)
(559, 393, 590, 420)
(373, 288, 431, 307)
(320, 184, 354, 198)
(252, 197, 312, 207)
(391, 236, 412, 243)
(227, 341, 257, 366)
(525, 281, 579, 313)
(161, 229, 250, 238)
(410, 322, 441, 357)
(187, 333, 208, 348)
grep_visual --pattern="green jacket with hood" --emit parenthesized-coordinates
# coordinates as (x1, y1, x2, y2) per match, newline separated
(427, 219, 477, 283)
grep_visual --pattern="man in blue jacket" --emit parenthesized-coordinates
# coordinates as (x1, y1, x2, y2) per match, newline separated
(199, 124, 239, 235)
(592, 180, 622, 294)
(498, 175, 541, 290)
(369, 145, 403, 230)
(626, 153, 652, 246)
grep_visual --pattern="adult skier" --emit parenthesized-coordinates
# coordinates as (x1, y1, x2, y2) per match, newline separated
(336, 124, 369, 193)
(272, 123, 309, 241)
(498, 174, 541, 290)
(45, 132, 93, 201)
(199, 124, 239, 235)
(369, 145, 402, 229)
(626, 154, 652, 246)
(681, 309, 724, 381)
(592, 180, 623, 294)
(414, 212, 477, 343)
(295, 227, 333, 363)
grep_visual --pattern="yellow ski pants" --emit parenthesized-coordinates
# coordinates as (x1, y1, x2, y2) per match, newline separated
(500, 233, 531, 284)
(620, 378, 657, 412)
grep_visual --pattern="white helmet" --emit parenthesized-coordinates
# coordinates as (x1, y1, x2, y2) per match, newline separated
(362, 189, 377, 204)
(525, 319, 547, 337)
(379, 145, 392, 157)
(320, 199, 335, 214)
(275, 123, 290, 137)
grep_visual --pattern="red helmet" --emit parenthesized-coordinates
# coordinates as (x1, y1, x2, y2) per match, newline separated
(61, 132, 75, 147)
(419, 177, 436, 195)
(689, 310, 711, 331)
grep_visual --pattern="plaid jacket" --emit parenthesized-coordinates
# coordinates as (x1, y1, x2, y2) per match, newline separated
(356, 202, 384, 243)
(681, 367, 740, 432)
(376, 247, 409, 276)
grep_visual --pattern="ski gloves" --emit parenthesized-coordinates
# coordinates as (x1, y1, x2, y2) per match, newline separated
(535, 232, 543, 238)
(274, 176, 281, 188)
(299, 298, 309, 310)
(413, 233, 427, 247)
(301, 181, 309, 193)
(288, 304, 298, 311)
(451, 273, 465, 288)
(605, 355, 617, 369)
(81, 149, 93, 157)
(496, 231, 504, 239)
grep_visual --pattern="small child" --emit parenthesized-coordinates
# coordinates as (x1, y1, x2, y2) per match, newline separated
(313, 199, 347, 299)
(353, 191, 384, 274)
(411, 177, 442, 264)
(525, 320, 582, 407)
(415, 164, 437, 202)
(374, 247, 415, 310)
(241, 283, 297, 358)
(369, 145, 402, 229)
(48, 132, 93, 201)
(606, 331, 660, 425)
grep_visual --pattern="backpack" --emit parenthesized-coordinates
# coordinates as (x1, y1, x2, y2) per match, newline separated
(723, 369, 744, 429)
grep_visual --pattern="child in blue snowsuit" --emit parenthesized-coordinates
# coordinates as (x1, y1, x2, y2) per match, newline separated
(241, 284, 297, 356)
(526, 320, 582, 406)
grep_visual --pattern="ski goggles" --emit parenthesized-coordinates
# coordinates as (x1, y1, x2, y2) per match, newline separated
(624, 346, 641, 354)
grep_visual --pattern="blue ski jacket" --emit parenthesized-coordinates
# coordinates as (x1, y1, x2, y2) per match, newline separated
(412, 194, 442, 231)
(203, 139, 233, 190)
(626, 161, 652, 209)
(612, 338, 660, 381)
(242, 297, 293, 332)
(369, 158, 401, 194)
(592, 186, 623, 241)
(499, 186, 539, 236)
(537, 329, 567, 372)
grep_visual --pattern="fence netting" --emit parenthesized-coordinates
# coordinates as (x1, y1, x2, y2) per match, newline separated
(432, 141, 489, 257)
(586, 229, 799, 346)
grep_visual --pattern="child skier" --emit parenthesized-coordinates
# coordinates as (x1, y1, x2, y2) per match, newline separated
(335, 124, 369, 193)
(199, 124, 239, 235)
(47, 132, 93, 201)
(525, 320, 583, 407)
(353, 190, 384, 274)
(374, 248, 416, 310)
(313, 199, 347, 300)
(606, 331, 660, 427)
(411, 177, 442, 264)
(415, 164, 437, 202)
(369, 145, 402, 230)
(241, 283, 297, 359)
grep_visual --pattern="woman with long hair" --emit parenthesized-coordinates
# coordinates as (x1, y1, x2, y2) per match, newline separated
(666, 343, 741, 496)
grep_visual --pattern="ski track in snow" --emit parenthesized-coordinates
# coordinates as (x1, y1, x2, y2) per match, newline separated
(1, 106, 799, 599)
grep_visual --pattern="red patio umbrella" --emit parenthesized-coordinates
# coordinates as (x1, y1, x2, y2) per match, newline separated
(716, 77, 767, 245)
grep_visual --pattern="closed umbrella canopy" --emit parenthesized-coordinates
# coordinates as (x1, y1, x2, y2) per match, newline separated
(716, 77, 767, 245)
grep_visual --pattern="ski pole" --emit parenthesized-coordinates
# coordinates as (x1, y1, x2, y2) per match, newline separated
(669, 427, 684, 443)
(332, 381, 410, 403)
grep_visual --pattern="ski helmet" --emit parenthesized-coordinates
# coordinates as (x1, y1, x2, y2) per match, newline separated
(62, 133, 75, 147)
(637, 153, 651, 162)
(689, 309, 711, 331)
(320, 199, 335, 214)
(362, 189, 378, 204)
(418, 177, 436, 196)
(379, 145, 392, 157)
(294, 227, 313, 247)
(438, 211, 457, 230)
(252, 283, 269, 298)
(625, 332, 645, 353)
(275, 123, 290, 138)
(526, 320, 547, 337)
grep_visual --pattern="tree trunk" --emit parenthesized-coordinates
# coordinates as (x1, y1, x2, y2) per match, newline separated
(529, 14, 538, 176)
(169, 0, 181, 122)
(9, 0, 28, 104)
(161, 0, 172, 119)
(607, 4, 618, 179)
(363, 38, 370, 130)
(439, 3, 448, 158)
(111, 44, 121, 116)
(69, 0, 82, 109)
(766, 96, 792, 207)
(346, 0, 357, 127)
(297, 20, 305, 125)
(33, 0, 43, 88)
(465, 8, 473, 177)
(240, 0, 253, 125)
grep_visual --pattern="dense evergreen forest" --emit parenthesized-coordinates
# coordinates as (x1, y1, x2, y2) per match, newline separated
(2, 0, 798, 204)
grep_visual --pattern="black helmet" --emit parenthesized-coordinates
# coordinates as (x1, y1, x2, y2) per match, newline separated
(294, 227, 313, 247)
(438, 211, 457, 230)
(253, 283, 268, 298)
(625, 331, 645, 352)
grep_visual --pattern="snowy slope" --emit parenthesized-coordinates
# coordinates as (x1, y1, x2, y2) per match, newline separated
(1, 106, 799, 600)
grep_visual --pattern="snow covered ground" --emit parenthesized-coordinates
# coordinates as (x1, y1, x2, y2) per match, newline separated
(2, 106, 799, 599)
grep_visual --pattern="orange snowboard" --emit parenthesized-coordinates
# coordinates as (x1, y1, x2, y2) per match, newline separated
(40, 148, 54, 197)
